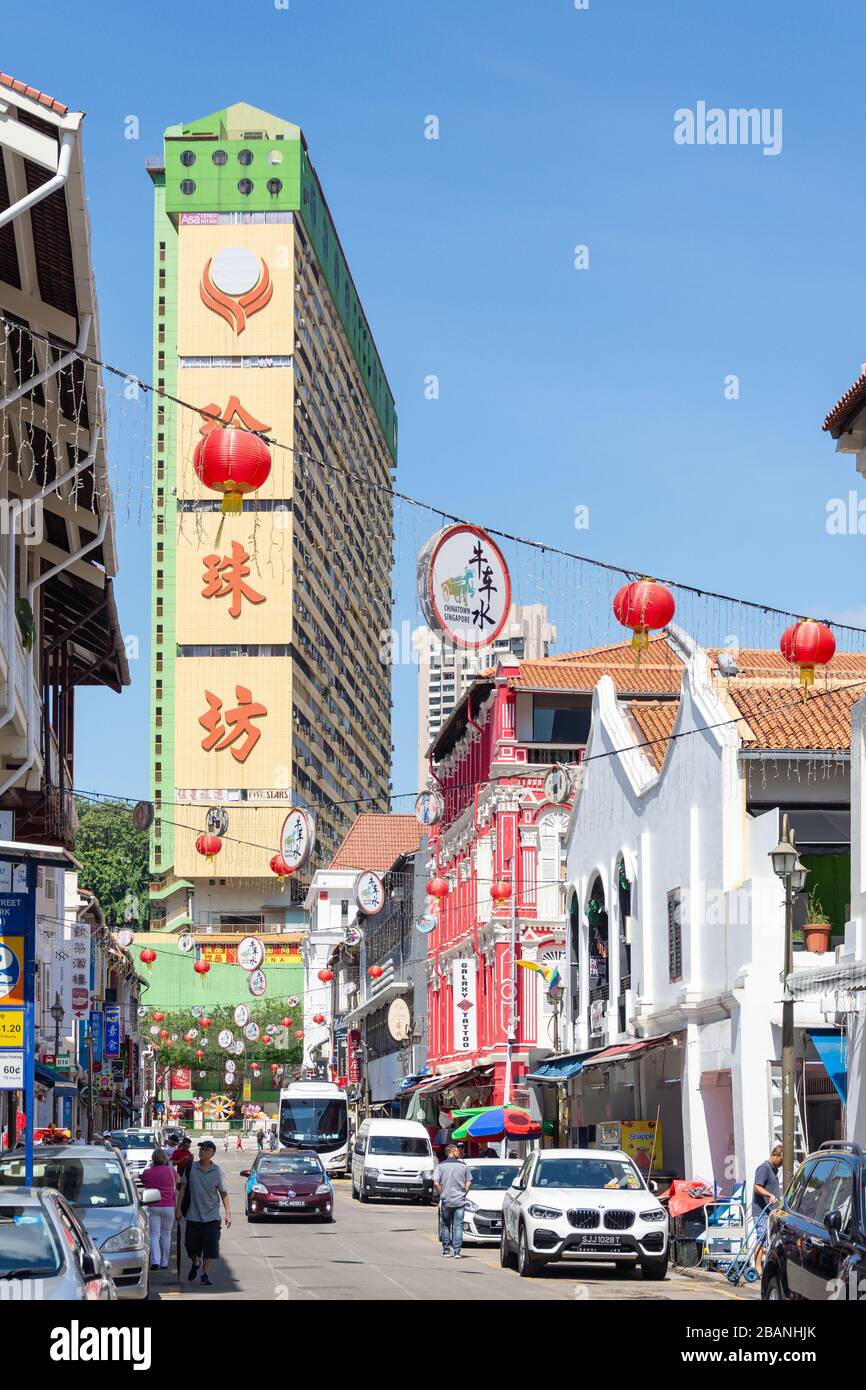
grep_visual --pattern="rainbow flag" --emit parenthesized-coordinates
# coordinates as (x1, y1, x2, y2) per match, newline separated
(516, 959, 561, 991)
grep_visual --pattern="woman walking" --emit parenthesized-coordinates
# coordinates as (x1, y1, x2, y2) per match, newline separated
(141, 1147, 178, 1270)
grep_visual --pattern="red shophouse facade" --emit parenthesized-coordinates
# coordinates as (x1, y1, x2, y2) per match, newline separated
(425, 656, 584, 1105)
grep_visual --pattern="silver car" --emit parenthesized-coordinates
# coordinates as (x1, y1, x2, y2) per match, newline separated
(0, 1186, 115, 1300)
(0, 1145, 160, 1299)
(107, 1128, 164, 1183)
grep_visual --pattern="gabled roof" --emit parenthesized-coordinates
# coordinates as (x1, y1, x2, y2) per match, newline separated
(330, 814, 419, 873)
(505, 634, 683, 697)
(0, 73, 69, 117)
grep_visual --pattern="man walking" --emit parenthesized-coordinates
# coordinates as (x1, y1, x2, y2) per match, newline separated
(177, 1139, 232, 1286)
(752, 1142, 783, 1275)
(433, 1142, 472, 1259)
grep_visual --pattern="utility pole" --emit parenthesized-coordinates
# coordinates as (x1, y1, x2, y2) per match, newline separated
(770, 812, 808, 1190)
(85, 1026, 94, 1142)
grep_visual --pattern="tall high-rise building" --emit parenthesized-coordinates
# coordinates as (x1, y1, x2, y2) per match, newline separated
(146, 103, 396, 942)
(415, 603, 555, 787)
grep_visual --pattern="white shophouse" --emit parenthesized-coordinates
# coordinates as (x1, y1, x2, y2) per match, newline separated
(562, 629, 857, 1191)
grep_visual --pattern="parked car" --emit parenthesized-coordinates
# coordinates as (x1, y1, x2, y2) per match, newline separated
(242, 1151, 333, 1221)
(500, 1148, 669, 1279)
(0, 1186, 115, 1300)
(462, 1158, 523, 1243)
(0, 1144, 160, 1299)
(107, 1128, 163, 1182)
(761, 1141, 866, 1301)
(350, 1118, 435, 1204)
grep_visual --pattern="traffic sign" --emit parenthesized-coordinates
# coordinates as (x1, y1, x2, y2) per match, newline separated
(0, 1008, 24, 1046)
(0, 1052, 23, 1089)
(0, 937, 24, 1006)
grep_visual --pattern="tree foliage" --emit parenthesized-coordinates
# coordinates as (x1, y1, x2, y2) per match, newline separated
(75, 799, 150, 927)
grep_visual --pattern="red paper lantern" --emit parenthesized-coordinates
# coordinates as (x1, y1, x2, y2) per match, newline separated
(368, 964, 384, 980)
(426, 876, 449, 900)
(312, 1013, 325, 1025)
(613, 578, 675, 655)
(270, 1063, 279, 1071)
(164, 1039, 173, 1049)
(294, 1030, 304, 1039)
(195, 833, 222, 864)
(151, 1011, 165, 1023)
(193, 427, 272, 516)
(490, 881, 511, 904)
(201, 1016, 212, 1030)
(193, 959, 211, 980)
(159, 1029, 169, 1040)
(140, 947, 157, 969)
(195, 1049, 205, 1059)
(317, 968, 333, 983)
(780, 619, 836, 692)
(280, 1017, 292, 1028)
(184, 1031, 195, 1042)
(269, 852, 293, 889)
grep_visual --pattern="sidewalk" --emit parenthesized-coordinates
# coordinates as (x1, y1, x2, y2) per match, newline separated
(674, 1262, 761, 1299)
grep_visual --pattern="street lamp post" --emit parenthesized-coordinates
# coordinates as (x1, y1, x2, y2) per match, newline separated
(769, 813, 809, 1188)
(84, 1026, 95, 1142)
(50, 992, 64, 1126)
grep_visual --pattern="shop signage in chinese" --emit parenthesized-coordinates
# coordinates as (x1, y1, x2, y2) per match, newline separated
(233, 1004, 250, 1027)
(201, 942, 300, 966)
(279, 809, 315, 872)
(103, 1005, 121, 1058)
(417, 524, 511, 650)
(452, 957, 477, 1052)
(354, 871, 384, 917)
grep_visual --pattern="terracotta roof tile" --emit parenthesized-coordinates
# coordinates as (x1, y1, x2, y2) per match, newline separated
(823, 372, 866, 436)
(0, 72, 68, 117)
(507, 634, 683, 696)
(626, 701, 677, 769)
(330, 814, 419, 872)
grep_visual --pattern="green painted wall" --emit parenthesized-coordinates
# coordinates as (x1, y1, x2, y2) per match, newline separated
(132, 934, 304, 1012)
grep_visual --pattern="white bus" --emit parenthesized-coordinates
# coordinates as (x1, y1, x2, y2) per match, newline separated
(278, 1081, 349, 1175)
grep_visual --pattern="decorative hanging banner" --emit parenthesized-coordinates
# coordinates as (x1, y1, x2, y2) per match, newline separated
(415, 913, 437, 935)
(248, 969, 267, 998)
(354, 871, 385, 916)
(217, 1029, 233, 1049)
(244, 1020, 260, 1042)
(233, 1004, 250, 1028)
(116, 928, 134, 949)
(191, 1005, 204, 1019)
(414, 789, 445, 827)
(417, 523, 511, 650)
(132, 801, 154, 832)
(279, 809, 316, 873)
(237, 937, 265, 972)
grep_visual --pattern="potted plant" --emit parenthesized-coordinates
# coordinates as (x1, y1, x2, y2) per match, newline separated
(804, 890, 833, 954)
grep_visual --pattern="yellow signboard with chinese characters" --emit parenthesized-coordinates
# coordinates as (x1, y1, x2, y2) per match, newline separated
(175, 513, 294, 647)
(174, 656, 292, 791)
(173, 366, 294, 504)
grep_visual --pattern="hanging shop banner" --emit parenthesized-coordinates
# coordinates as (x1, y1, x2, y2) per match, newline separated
(248, 969, 267, 998)
(89, 1010, 104, 1065)
(347, 1028, 361, 1084)
(452, 957, 477, 1053)
(233, 1004, 250, 1028)
(354, 871, 384, 916)
(206, 806, 229, 838)
(417, 523, 511, 650)
(414, 789, 444, 827)
(103, 1006, 121, 1058)
(237, 936, 265, 972)
(279, 809, 316, 873)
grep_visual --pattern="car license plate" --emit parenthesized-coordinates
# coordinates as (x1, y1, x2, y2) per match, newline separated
(278, 1199, 306, 1207)
(577, 1234, 621, 1247)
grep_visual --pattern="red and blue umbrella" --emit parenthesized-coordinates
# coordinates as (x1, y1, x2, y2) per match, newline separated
(454, 1105, 541, 1143)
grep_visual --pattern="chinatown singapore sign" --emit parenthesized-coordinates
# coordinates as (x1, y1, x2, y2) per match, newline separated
(280, 809, 316, 872)
(354, 871, 384, 916)
(417, 524, 511, 650)
(452, 956, 477, 1053)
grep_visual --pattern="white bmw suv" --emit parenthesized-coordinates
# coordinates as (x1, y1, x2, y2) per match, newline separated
(500, 1148, 669, 1280)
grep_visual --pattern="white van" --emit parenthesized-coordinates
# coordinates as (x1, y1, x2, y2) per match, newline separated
(350, 1118, 435, 1204)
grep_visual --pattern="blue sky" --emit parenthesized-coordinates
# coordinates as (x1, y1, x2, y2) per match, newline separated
(5, 0, 866, 809)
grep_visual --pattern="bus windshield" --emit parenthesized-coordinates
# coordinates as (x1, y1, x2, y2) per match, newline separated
(279, 1097, 347, 1151)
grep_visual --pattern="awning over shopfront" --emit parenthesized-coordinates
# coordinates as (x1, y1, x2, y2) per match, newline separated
(35, 1061, 72, 1090)
(579, 1034, 674, 1069)
(405, 1065, 494, 1120)
(342, 980, 410, 1026)
(787, 959, 866, 999)
(808, 1030, 848, 1104)
(526, 1055, 586, 1084)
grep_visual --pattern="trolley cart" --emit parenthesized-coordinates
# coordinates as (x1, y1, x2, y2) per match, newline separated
(724, 1218, 762, 1284)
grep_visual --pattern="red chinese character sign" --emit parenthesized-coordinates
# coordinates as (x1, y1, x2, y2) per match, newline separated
(279, 809, 316, 873)
(202, 542, 266, 619)
(199, 686, 267, 763)
(417, 524, 511, 650)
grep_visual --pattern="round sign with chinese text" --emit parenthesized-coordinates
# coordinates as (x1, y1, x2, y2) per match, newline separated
(244, 1020, 260, 1042)
(414, 789, 444, 827)
(217, 1029, 233, 1050)
(544, 764, 573, 806)
(237, 937, 265, 972)
(233, 1004, 250, 1028)
(248, 969, 267, 998)
(177, 933, 195, 954)
(387, 998, 412, 1042)
(116, 928, 134, 949)
(354, 871, 385, 916)
(279, 809, 316, 873)
(417, 524, 511, 650)
(132, 801, 154, 832)
(206, 805, 229, 838)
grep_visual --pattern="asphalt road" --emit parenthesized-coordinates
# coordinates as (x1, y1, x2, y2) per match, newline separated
(151, 1147, 756, 1303)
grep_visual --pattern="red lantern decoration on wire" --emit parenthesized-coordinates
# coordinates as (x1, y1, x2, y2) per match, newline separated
(193, 426, 272, 517)
(195, 1049, 205, 1059)
(151, 1011, 165, 1023)
(426, 876, 449, 900)
(269, 852, 293, 891)
(613, 578, 675, 659)
(490, 881, 511, 905)
(140, 947, 157, 969)
(262, 1034, 272, 1046)
(368, 964, 384, 980)
(195, 833, 222, 864)
(201, 1016, 212, 1030)
(295, 1029, 304, 1039)
(318, 968, 333, 983)
(193, 959, 211, 984)
(280, 1017, 292, 1029)
(159, 1029, 170, 1040)
(780, 619, 836, 696)
(312, 1013, 325, 1025)
(270, 1063, 279, 1072)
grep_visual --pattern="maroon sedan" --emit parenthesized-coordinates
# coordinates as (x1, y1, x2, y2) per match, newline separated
(242, 1152, 334, 1222)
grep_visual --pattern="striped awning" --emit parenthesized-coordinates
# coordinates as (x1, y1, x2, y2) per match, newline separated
(786, 960, 866, 999)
